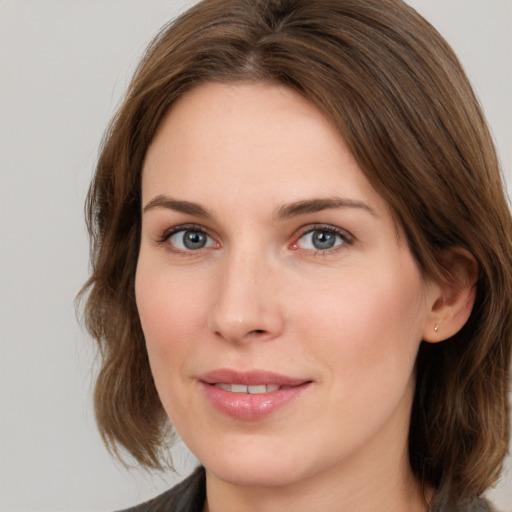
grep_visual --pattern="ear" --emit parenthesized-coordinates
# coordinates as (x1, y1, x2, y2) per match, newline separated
(422, 248, 478, 343)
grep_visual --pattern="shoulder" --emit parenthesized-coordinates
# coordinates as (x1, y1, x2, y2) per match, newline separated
(456, 497, 496, 512)
(115, 466, 206, 512)
(430, 494, 497, 512)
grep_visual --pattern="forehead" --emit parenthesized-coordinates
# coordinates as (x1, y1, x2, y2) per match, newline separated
(142, 82, 388, 216)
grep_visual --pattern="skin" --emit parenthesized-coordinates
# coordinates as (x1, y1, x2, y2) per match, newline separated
(136, 82, 474, 512)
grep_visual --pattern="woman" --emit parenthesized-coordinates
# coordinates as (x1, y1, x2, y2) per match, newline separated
(80, 0, 512, 510)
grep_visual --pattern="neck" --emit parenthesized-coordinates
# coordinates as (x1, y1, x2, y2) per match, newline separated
(203, 382, 431, 512)
(204, 431, 430, 512)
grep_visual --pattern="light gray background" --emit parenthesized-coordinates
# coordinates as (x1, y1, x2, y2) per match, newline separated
(0, 1, 511, 511)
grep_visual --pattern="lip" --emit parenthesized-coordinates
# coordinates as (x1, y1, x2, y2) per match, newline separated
(198, 369, 313, 421)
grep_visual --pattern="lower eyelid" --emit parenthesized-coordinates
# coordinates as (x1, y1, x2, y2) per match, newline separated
(294, 226, 352, 248)
(154, 224, 352, 254)
(154, 224, 217, 251)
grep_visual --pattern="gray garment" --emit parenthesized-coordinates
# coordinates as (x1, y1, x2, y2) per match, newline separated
(116, 466, 205, 512)
(117, 466, 496, 512)
(430, 492, 495, 512)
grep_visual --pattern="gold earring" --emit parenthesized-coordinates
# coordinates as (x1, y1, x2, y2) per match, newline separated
(434, 324, 439, 333)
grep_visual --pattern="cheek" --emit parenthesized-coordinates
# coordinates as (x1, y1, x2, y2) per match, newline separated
(293, 259, 427, 382)
(134, 260, 218, 433)
(135, 260, 210, 385)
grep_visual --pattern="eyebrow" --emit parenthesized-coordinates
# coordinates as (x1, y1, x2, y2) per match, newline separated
(143, 195, 212, 218)
(142, 194, 378, 220)
(274, 197, 378, 220)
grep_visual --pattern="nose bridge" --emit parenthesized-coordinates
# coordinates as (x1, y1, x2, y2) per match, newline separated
(209, 241, 283, 343)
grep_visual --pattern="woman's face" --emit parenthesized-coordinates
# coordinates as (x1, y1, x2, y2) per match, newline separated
(136, 82, 436, 490)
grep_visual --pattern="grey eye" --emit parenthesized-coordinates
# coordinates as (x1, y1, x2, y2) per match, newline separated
(169, 229, 213, 250)
(312, 230, 337, 250)
(298, 229, 344, 251)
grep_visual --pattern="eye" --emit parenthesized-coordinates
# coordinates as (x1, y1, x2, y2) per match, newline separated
(167, 228, 216, 251)
(295, 226, 350, 252)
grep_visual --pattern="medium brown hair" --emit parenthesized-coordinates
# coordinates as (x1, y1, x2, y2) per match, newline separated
(80, 0, 512, 505)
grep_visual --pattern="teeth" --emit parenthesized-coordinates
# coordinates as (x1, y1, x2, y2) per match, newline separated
(214, 383, 281, 393)
(248, 385, 266, 394)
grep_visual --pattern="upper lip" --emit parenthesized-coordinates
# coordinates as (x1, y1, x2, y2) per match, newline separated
(199, 369, 311, 387)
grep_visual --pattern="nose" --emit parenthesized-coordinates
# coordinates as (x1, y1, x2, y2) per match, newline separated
(208, 248, 285, 344)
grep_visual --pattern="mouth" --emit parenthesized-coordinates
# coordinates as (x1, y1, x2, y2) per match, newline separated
(199, 369, 311, 390)
(213, 383, 286, 394)
(198, 369, 313, 420)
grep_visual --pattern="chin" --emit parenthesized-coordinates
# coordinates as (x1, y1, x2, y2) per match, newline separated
(206, 458, 306, 488)
(191, 435, 320, 489)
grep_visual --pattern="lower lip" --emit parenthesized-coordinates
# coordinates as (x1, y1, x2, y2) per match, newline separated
(200, 382, 311, 420)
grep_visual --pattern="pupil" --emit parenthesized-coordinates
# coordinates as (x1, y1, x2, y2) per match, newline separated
(184, 231, 206, 249)
(313, 230, 335, 250)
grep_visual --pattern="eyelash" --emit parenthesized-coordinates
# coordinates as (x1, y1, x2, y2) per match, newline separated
(156, 223, 354, 256)
(291, 224, 354, 256)
(157, 224, 217, 256)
